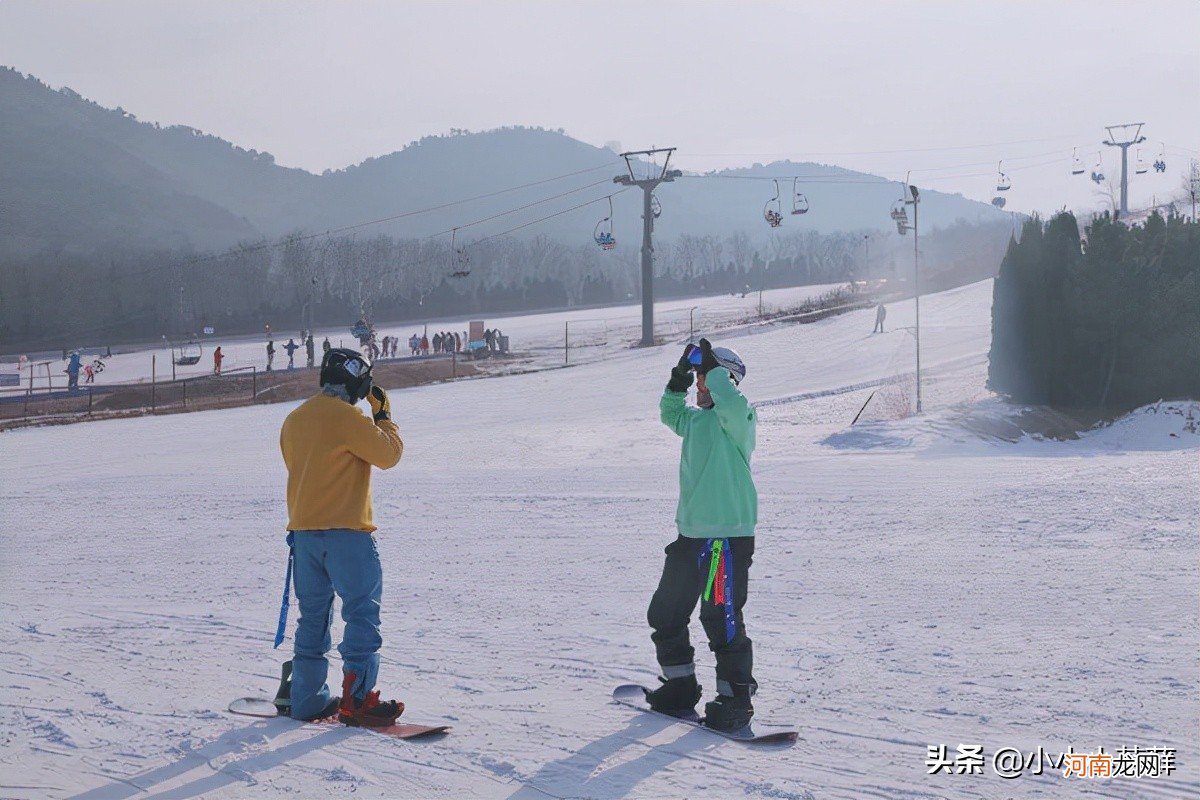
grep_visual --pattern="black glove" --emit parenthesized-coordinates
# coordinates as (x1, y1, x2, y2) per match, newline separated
(368, 385, 391, 422)
(697, 338, 720, 375)
(666, 346, 694, 393)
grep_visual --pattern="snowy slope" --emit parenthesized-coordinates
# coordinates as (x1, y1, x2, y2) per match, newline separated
(6, 282, 844, 388)
(1, 279, 1197, 800)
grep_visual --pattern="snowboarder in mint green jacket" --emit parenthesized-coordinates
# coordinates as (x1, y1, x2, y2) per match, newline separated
(646, 337, 758, 732)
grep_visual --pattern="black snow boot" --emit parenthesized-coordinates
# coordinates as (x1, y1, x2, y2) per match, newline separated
(273, 660, 293, 715)
(704, 682, 756, 732)
(644, 674, 701, 715)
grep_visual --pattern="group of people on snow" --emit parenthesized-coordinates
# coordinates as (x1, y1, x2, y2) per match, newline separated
(273, 336, 758, 733)
(266, 335, 331, 372)
(63, 351, 106, 388)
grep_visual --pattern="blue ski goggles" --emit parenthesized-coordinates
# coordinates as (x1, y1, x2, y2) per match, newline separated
(685, 343, 703, 366)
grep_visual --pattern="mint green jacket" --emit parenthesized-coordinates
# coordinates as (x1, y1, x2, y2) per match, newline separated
(659, 367, 758, 538)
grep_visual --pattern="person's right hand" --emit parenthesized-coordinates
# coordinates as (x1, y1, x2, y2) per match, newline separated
(666, 345, 695, 393)
(368, 385, 392, 422)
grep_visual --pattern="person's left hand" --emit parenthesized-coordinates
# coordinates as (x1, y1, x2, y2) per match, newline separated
(368, 385, 391, 422)
(697, 338, 720, 375)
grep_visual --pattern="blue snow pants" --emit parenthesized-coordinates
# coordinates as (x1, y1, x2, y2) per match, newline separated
(290, 529, 383, 721)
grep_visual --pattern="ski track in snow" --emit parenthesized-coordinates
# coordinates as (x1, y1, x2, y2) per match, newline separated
(1, 279, 1197, 799)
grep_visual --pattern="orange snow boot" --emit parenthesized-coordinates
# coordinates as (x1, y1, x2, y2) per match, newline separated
(337, 671, 404, 728)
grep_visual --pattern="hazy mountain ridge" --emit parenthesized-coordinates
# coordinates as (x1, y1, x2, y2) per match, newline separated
(0, 67, 1008, 259)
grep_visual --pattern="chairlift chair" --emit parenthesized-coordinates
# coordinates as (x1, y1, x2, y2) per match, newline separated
(448, 228, 472, 275)
(650, 194, 662, 219)
(1153, 144, 1167, 173)
(1135, 148, 1149, 175)
(174, 340, 202, 366)
(594, 196, 616, 250)
(1091, 153, 1105, 184)
(763, 180, 783, 228)
(995, 161, 1011, 192)
(791, 179, 809, 215)
(1071, 147, 1085, 176)
(991, 196, 1007, 209)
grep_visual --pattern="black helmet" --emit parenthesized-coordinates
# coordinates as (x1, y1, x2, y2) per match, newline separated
(320, 347, 373, 400)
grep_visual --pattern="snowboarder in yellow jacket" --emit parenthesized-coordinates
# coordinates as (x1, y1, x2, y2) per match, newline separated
(279, 347, 405, 727)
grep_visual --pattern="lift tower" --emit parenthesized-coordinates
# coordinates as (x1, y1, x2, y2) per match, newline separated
(1102, 123, 1146, 218)
(614, 148, 681, 346)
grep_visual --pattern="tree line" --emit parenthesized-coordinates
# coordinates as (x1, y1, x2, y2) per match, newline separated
(0, 219, 1011, 350)
(988, 211, 1199, 416)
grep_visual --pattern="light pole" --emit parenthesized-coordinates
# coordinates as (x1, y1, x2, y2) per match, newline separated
(688, 306, 698, 341)
(890, 183, 922, 414)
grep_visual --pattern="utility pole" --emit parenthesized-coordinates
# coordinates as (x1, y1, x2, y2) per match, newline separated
(1190, 160, 1199, 222)
(862, 233, 871, 281)
(614, 148, 681, 346)
(890, 181, 922, 414)
(1102, 123, 1146, 218)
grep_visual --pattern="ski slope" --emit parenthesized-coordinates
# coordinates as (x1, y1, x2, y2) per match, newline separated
(1, 278, 1197, 800)
(3, 282, 845, 388)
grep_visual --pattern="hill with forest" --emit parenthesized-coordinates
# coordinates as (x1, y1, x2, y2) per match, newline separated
(0, 67, 1010, 261)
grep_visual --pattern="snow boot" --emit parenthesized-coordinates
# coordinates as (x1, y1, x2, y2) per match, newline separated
(704, 682, 756, 732)
(272, 660, 293, 715)
(337, 671, 404, 728)
(643, 673, 702, 715)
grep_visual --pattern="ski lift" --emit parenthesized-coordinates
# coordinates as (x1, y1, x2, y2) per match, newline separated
(593, 196, 616, 250)
(1090, 152, 1105, 184)
(173, 340, 202, 366)
(889, 200, 909, 234)
(650, 194, 662, 219)
(449, 228, 472, 276)
(991, 196, 1007, 209)
(1135, 148, 1149, 175)
(791, 179, 809, 215)
(1071, 147, 1085, 176)
(763, 180, 783, 228)
(995, 161, 1011, 192)
(1153, 144, 1166, 173)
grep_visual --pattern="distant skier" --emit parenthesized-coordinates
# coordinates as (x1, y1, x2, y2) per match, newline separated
(279, 347, 405, 727)
(873, 303, 887, 333)
(284, 338, 299, 369)
(267, 340, 276, 371)
(323, 337, 331, 356)
(213, 346, 224, 375)
(306, 335, 315, 368)
(65, 351, 82, 390)
(647, 337, 758, 732)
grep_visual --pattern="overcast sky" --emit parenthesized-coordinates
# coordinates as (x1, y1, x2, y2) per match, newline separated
(1, 0, 1196, 215)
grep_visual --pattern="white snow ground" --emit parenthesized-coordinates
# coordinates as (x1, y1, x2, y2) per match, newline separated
(1, 278, 1197, 800)
(2, 282, 845, 388)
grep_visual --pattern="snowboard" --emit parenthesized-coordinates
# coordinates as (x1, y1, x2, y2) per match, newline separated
(612, 684, 797, 745)
(228, 697, 451, 739)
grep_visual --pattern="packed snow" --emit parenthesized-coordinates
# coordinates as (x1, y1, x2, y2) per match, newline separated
(3, 283, 847, 388)
(1, 278, 1197, 800)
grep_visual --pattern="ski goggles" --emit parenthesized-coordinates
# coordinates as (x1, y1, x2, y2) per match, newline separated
(685, 343, 703, 366)
(344, 356, 372, 378)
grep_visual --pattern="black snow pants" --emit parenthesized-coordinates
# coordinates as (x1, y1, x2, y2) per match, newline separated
(647, 535, 755, 695)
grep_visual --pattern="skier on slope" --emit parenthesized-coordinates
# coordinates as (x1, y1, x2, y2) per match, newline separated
(278, 347, 405, 727)
(646, 337, 758, 732)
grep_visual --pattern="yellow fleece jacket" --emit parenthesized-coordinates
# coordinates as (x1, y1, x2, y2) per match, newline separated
(280, 393, 403, 533)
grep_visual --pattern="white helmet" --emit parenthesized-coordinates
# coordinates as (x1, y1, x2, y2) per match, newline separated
(711, 346, 746, 384)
